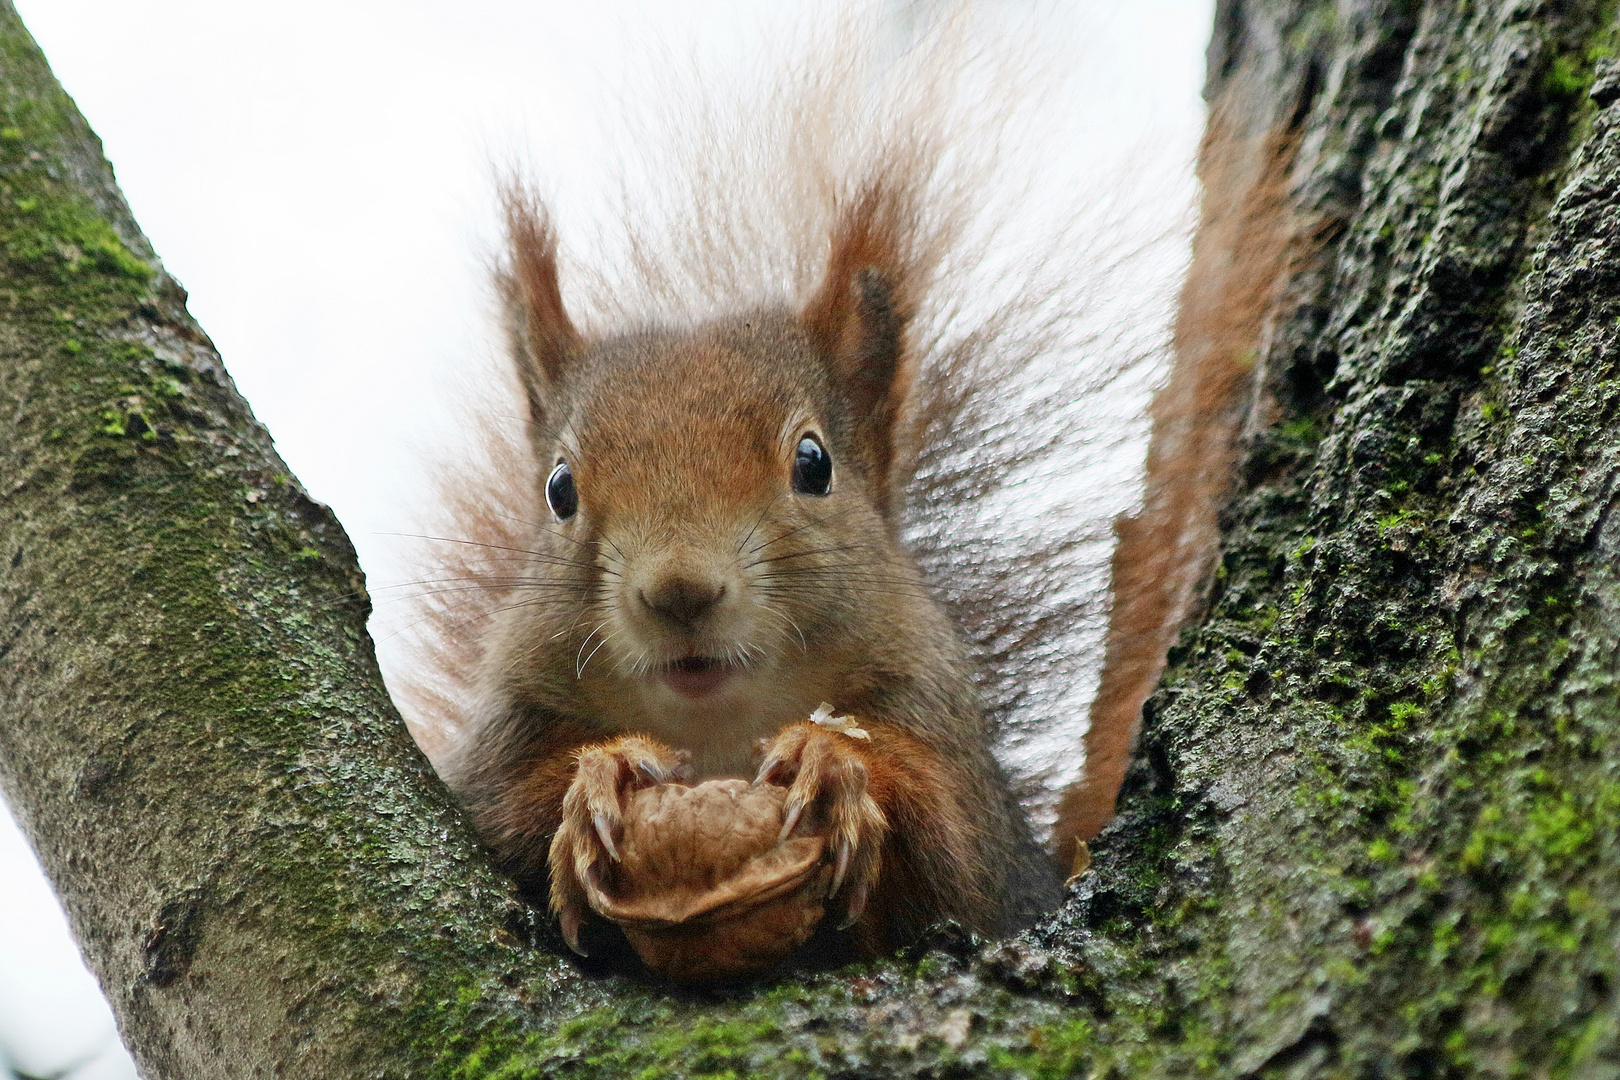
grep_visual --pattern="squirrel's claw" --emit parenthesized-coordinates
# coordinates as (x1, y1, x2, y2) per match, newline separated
(777, 795, 804, 844)
(631, 748, 690, 785)
(558, 903, 589, 956)
(831, 838, 851, 894)
(594, 812, 622, 861)
(752, 753, 782, 788)
(837, 879, 870, 929)
(756, 721, 887, 930)
(549, 734, 684, 954)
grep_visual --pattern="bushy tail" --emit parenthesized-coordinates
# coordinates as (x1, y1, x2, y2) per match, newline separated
(1054, 97, 1304, 865)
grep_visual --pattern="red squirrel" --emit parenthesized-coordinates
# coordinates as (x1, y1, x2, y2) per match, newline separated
(389, 24, 1295, 967)
(436, 180, 1061, 957)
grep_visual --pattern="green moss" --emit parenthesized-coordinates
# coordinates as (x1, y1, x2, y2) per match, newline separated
(0, 21, 153, 317)
(411, 953, 1151, 1080)
(1, 191, 150, 281)
(1544, 53, 1591, 101)
(1276, 417, 1322, 447)
(986, 1019, 1094, 1080)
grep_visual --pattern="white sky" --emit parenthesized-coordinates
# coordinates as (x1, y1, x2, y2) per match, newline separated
(0, 1, 1212, 1073)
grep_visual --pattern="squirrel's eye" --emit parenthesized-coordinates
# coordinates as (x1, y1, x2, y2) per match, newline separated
(546, 460, 578, 520)
(791, 434, 832, 496)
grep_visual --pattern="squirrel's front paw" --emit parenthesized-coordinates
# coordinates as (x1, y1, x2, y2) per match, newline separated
(549, 735, 689, 954)
(754, 722, 888, 929)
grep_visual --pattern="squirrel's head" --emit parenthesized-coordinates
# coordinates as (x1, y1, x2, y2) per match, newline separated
(487, 188, 937, 761)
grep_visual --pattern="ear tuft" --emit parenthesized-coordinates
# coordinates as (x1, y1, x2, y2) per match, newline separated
(801, 183, 920, 512)
(499, 185, 580, 426)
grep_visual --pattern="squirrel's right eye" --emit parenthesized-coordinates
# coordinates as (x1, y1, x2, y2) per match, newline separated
(546, 461, 578, 520)
(791, 434, 832, 496)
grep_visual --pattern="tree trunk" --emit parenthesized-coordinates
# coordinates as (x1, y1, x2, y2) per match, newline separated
(5, 0, 1620, 1076)
(1048, 0, 1620, 1073)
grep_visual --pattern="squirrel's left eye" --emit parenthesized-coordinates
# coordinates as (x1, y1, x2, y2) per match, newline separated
(547, 460, 578, 520)
(791, 434, 832, 496)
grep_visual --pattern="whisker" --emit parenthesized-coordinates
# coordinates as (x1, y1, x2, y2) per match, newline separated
(574, 619, 611, 679)
(755, 586, 930, 597)
(365, 583, 595, 610)
(753, 575, 933, 589)
(743, 506, 858, 557)
(609, 645, 641, 676)
(578, 629, 615, 679)
(377, 575, 597, 592)
(753, 603, 811, 653)
(754, 568, 924, 584)
(736, 493, 787, 555)
(380, 586, 597, 648)
(755, 587, 937, 604)
(490, 510, 626, 566)
(369, 606, 496, 646)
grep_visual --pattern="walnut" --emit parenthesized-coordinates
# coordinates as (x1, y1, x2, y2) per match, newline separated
(580, 779, 830, 982)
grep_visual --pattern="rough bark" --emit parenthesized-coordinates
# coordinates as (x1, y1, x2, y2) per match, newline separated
(0, 5, 602, 1077)
(1046, 0, 1620, 1073)
(7, 0, 1620, 1077)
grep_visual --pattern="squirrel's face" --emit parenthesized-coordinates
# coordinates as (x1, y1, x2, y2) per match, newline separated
(515, 321, 911, 749)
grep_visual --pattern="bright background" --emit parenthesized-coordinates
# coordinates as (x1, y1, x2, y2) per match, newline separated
(0, 1, 1212, 1075)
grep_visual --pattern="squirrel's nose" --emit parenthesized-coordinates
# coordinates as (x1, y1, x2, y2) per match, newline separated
(638, 577, 727, 630)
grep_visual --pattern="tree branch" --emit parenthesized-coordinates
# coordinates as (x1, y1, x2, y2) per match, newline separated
(0, 5, 589, 1075)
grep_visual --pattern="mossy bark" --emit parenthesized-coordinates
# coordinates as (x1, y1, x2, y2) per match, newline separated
(1047, 0, 1620, 1073)
(0, 5, 583, 1077)
(7, 0, 1620, 1077)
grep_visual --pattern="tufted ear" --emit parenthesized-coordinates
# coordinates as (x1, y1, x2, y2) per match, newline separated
(499, 186, 580, 428)
(800, 184, 919, 510)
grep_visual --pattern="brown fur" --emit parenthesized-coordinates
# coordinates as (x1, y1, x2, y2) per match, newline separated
(850, 721, 993, 951)
(1054, 101, 1303, 860)
(435, 241, 1057, 946)
(500, 188, 581, 416)
(386, 12, 1200, 960)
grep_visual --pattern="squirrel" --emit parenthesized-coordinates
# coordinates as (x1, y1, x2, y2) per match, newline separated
(385, 17, 1298, 968)
(434, 178, 1063, 957)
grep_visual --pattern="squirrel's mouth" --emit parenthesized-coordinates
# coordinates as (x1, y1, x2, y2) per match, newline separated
(660, 655, 737, 698)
